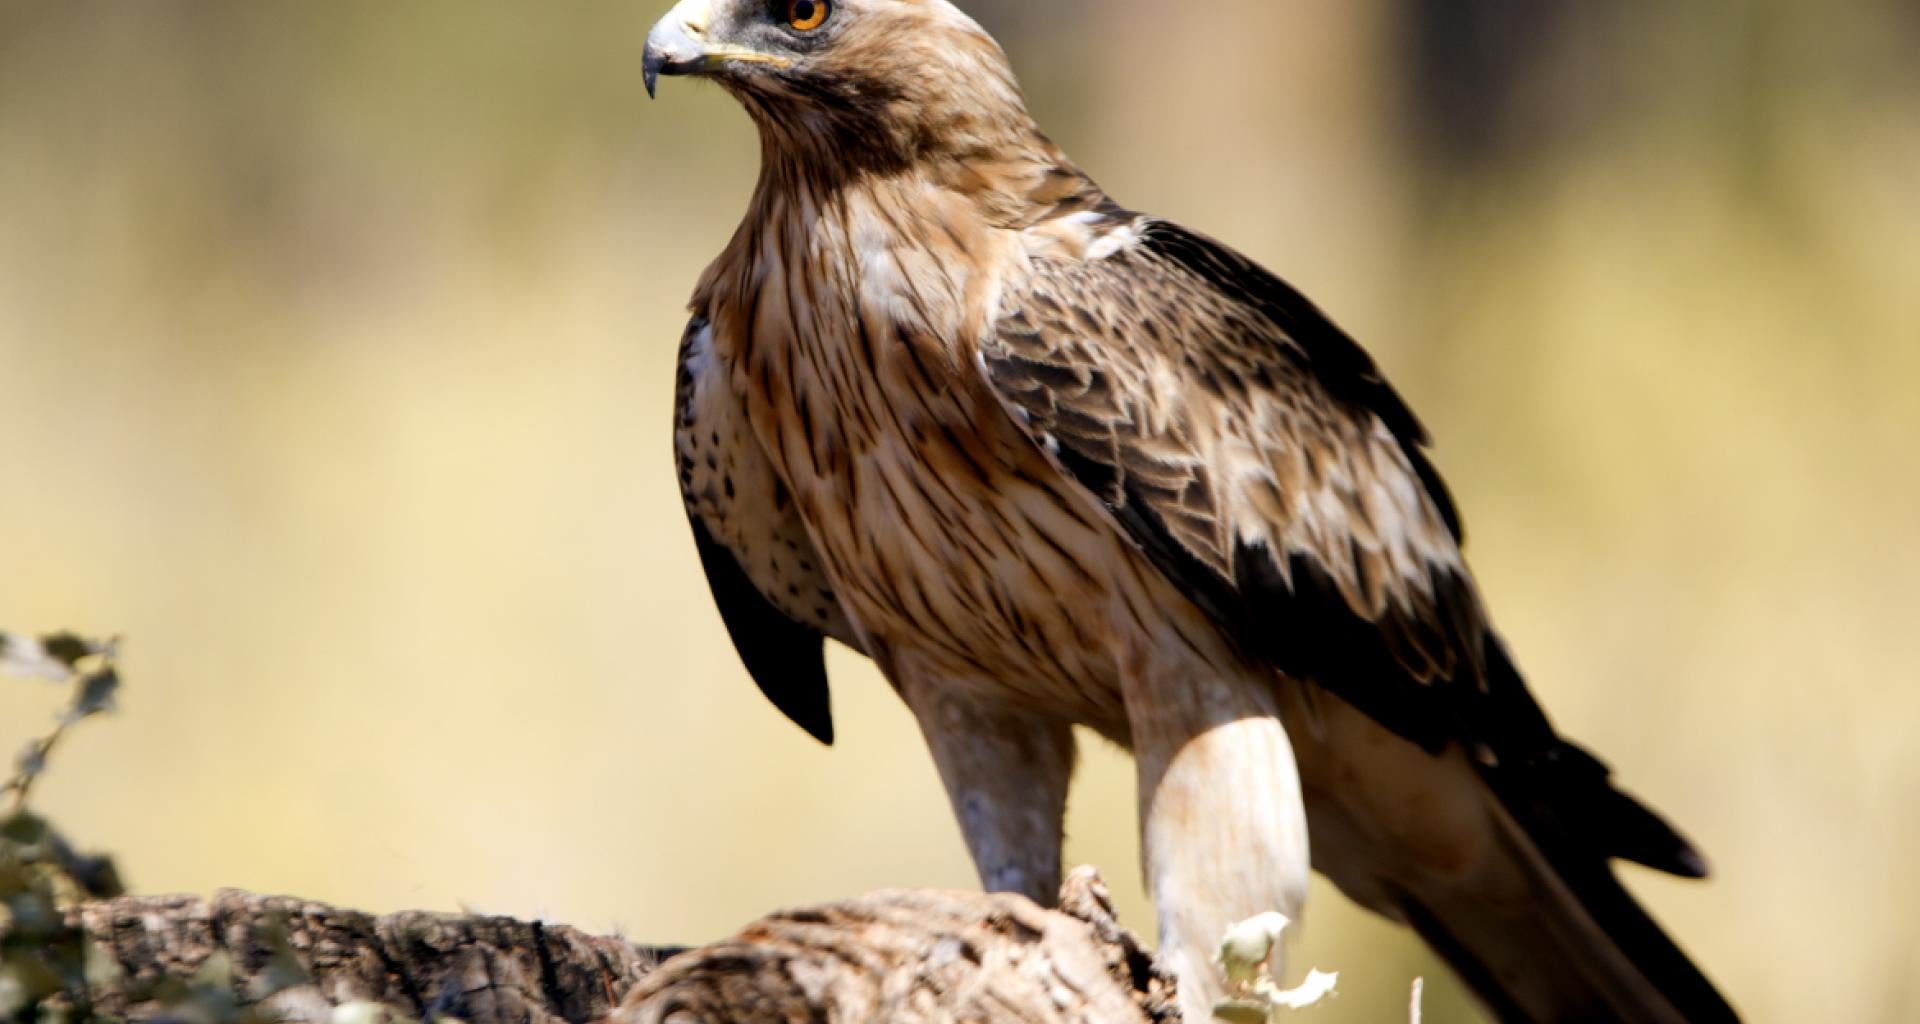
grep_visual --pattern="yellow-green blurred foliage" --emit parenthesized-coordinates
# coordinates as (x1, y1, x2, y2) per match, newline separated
(2, 1, 1915, 1020)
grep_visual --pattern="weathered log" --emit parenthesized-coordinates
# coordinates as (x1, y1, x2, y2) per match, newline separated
(63, 867, 1178, 1024)
(621, 868, 1178, 1024)
(72, 890, 665, 1024)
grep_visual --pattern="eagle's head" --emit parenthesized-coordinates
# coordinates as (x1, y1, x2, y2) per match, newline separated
(644, 0, 1035, 172)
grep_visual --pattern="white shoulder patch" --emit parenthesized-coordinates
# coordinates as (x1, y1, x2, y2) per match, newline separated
(1084, 217, 1141, 262)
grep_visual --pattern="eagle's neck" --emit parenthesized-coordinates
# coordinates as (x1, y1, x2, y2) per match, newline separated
(737, 88, 1107, 227)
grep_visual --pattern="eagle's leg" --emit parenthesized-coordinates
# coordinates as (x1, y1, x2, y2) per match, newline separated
(1123, 646, 1311, 1021)
(899, 667, 1076, 907)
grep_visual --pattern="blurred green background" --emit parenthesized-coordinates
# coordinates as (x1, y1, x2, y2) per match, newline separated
(2, 1, 1915, 1020)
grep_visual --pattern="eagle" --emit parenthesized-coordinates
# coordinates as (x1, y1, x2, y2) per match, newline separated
(645, 2, 1736, 1020)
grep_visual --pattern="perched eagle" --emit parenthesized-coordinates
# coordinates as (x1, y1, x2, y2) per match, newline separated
(646, 1, 1736, 1020)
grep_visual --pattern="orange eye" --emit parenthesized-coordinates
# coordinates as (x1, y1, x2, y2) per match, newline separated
(786, 0, 830, 31)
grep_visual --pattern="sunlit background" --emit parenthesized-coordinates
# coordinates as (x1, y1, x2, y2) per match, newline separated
(2, 1, 1916, 1020)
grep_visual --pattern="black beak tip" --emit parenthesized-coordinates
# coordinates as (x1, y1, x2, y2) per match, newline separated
(644, 61, 661, 100)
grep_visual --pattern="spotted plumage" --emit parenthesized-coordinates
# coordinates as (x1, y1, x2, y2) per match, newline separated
(676, 313, 856, 743)
(648, 2, 1735, 1021)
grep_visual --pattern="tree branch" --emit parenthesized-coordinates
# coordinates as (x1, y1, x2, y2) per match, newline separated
(66, 868, 1179, 1024)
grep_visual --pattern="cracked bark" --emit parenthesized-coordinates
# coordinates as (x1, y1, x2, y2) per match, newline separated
(65, 867, 1179, 1024)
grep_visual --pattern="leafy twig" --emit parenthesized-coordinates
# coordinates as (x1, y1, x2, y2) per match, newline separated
(1, 628, 127, 1023)
(1, 632, 120, 814)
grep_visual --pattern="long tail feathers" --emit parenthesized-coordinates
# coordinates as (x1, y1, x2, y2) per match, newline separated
(1445, 643, 1738, 1021)
(1404, 755, 1740, 1023)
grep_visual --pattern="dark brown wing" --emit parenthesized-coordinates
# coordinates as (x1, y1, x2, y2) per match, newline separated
(984, 219, 1483, 750)
(983, 216, 1708, 878)
(677, 314, 857, 746)
(982, 217, 1730, 1022)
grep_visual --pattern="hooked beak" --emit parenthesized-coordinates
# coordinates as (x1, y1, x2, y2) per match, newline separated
(644, 0, 792, 99)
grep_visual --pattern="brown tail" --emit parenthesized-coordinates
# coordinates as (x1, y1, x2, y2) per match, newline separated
(1401, 643, 1738, 1022)
(1391, 771, 1736, 1023)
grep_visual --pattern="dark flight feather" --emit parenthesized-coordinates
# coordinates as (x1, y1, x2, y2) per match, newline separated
(675, 313, 842, 747)
(687, 514, 834, 746)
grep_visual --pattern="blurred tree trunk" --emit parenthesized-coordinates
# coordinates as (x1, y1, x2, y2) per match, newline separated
(71, 869, 1177, 1024)
(1389, 0, 1606, 171)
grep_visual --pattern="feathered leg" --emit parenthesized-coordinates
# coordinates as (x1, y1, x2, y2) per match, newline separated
(1123, 642, 1311, 1022)
(899, 668, 1076, 905)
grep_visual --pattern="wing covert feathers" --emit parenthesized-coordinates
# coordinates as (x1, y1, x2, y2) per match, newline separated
(981, 216, 1712, 876)
(984, 217, 1480, 752)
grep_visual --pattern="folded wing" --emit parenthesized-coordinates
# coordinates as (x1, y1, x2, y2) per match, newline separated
(985, 218, 1481, 751)
(676, 314, 857, 745)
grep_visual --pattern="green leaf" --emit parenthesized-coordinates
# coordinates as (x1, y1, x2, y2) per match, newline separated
(67, 670, 120, 722)
(36, 636, 96, 671)
(149, 951, 245, 1024)
(248, 922, 310, 1000)
(190, 950, 236, 994)
(2, 813, 48, 847)
(0, 861, 30, 898)
(1212, 1000, 1271, 1024)
(83, 940, 123, 994)
(62, 851, 123, 901)
(4, 887, 61, 939)
(0, 951, 65, 1009)
(37, 999, 76, 1024)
